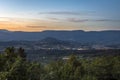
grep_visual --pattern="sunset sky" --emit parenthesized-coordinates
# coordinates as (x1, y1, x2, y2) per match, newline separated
(0, 0, 120, 32)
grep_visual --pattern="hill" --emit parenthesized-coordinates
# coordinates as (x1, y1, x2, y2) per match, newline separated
(0, 29, 120, 44)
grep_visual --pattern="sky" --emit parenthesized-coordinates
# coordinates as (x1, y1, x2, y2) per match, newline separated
(0, 0, 120, 32)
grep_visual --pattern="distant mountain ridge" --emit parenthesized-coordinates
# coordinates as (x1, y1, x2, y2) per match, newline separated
(0, 29, 120, 44)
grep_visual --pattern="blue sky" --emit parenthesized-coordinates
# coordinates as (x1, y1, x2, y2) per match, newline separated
(0, 0, 120, 31)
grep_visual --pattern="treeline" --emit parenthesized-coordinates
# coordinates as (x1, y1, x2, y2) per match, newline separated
(0, 47, 120, 80)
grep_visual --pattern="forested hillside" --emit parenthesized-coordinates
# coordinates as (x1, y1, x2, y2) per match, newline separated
(0, 47, 120, 80)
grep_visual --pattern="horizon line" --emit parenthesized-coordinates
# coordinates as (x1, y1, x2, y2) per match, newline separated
(0, 29, 120, 33)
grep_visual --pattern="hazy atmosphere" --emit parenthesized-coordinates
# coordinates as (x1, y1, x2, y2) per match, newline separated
(0, 0, 120, 80)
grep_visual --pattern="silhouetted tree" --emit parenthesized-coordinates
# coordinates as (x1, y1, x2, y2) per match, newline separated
(17, 47, 26, 60)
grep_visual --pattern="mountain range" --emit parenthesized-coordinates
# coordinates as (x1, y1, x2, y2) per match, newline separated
(0, 29, 120, 44)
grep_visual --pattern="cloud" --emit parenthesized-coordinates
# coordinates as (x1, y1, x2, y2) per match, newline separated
(66, 18, 120, 23)
(39, 11, 93, 15)
(67, 18, 89, 22)
(26, 26, 47, 29)
(47, 16, 120, 23)
(94, 19, 120, 22)
(47, 17, 60, 20)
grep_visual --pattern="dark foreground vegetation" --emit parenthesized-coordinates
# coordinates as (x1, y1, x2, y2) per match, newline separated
(0, 47, 120, 80)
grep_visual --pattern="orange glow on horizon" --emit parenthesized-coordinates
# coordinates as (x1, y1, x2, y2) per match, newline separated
(0, 17, 104, 32)
(0, 18, 80, 32)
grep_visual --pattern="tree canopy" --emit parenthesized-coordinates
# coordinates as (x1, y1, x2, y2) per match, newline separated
(0, 47, 120, 80)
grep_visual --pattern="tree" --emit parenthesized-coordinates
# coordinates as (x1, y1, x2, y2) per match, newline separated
(91, 56, 118, 80)
(7, 57, 28, 80)
(4, 47, 16, 59)
(17, 47, 26, 60)
(27, 62, 45, 80)
(61, 55, 84, 80)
